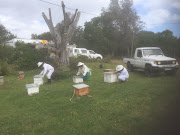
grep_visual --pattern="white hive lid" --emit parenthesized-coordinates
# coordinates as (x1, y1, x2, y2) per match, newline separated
(26, 83, 39, 88)
(104, 72, 116, 74)
(73, 75, 82, 78)
(73, 84, 89, 89)
(19, 71, 24, 74)
(34, 75, 43, 78)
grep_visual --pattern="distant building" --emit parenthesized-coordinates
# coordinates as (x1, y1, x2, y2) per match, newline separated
(5, 38, 48, 48)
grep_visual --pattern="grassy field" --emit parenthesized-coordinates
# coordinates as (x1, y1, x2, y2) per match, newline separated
(0, 61, 180, 135)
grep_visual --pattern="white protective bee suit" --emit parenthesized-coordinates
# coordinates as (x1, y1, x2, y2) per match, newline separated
(76, 62, 90, 76)
(38, 62, 54, 79)
(116, 65, 129, 81)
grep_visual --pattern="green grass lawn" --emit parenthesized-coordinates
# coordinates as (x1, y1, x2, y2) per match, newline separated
(0, 61, 180, 135)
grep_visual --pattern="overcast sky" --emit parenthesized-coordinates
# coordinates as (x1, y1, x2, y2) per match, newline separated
(0, 0, 180, 39)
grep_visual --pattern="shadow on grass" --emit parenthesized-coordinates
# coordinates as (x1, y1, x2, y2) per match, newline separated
(130, 69, 169, 78)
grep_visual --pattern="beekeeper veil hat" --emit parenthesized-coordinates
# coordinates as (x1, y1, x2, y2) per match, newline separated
(116, 65, 124, 72)
(77, 62, 84, 67)
(37, 62, 43, 67)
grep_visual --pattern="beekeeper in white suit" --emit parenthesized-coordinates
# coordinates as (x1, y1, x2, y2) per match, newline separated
(37, 62, 54, 85)
(76, 62, 91, 81)
(116, 65, 129, 82)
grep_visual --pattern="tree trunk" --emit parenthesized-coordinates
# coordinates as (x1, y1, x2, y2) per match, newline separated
(59, 49, 69, 67)
(42, 1, 80, 70)
(131, 31, 134, 57)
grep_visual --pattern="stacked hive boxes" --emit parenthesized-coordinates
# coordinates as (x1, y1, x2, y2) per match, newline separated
(25, 75, 44, 96)
(72, 75, 90, 97)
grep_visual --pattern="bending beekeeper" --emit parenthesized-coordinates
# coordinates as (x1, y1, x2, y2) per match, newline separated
(116, 65, 129, 82)
(76, 62, 91, 81)
(37, 62, 54, 85)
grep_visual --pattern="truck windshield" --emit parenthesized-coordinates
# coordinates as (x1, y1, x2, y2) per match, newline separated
(89, 50, 95, 54)
(143, 49, 163, 56)
(81, 50, 87, 53)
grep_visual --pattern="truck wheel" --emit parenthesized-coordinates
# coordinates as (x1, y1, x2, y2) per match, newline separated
(127, 62, 134, 72)
(145, 65, 152, 77)
(164, 69, 177, 76)
(96, 57, 101, 61)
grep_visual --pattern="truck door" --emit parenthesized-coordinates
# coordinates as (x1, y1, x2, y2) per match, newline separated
(135, 50, 144, 68)
(80, 49, 89, 57)
(89, 50, 96, 58)
(74, 48, 80, 56)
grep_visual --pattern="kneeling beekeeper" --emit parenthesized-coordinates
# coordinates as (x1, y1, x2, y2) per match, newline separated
(76, 62, 91, 81)
(116, 65, 129, 82)
(37, 62, 54, 85)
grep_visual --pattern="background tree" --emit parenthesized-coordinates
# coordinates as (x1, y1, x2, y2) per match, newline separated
(83, 17, 112, 55)
(31, 32, 52, 41)
(101, 0, 143, 57)
(155, 30, 177, 57)
(42, 1, 80, 70)
(73, 0, 143, 57)
(0, 24, 16, 44)
(135, 29, 179, 58)
(70, 26, 86, 47)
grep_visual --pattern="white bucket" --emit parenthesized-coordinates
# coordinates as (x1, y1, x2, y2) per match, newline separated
(104, 72, 118, 83)
(73, 76, 83, 83)
(26, 83, 39, 96)
(34, 75, 44, 85)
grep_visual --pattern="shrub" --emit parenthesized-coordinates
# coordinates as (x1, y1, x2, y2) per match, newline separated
(52, 71, 74, 80)
(14, 44, 41, 70)
(13, 43, 55, 70)
(0, 60, 9, 75)
(102, 55, 112, 63)
(0, 45, 14, 64)
(69, 57, 80, 71)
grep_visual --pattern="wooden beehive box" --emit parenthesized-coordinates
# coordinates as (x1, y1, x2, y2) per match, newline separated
(104, 72, 118, 83)
(34, 75, 44, 85)
(0, 76, 4, 86)
(73, 84, 89, 97)
(26, 83, 39, 96)
(73, 76, 83, 83)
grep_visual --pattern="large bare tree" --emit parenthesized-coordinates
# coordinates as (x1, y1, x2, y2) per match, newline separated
(42, 1, 80, 69)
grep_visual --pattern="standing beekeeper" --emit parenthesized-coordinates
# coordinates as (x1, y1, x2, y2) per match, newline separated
(37, 62, 54, 85)
(76, 62, 91, 81)
(116, 65, 129, 82)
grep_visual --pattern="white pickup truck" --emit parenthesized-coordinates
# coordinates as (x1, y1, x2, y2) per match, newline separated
(123, 47, 179, 76)
(69, 48, 103, 59)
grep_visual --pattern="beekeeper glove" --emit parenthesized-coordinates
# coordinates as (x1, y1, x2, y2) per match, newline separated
(81, 75, 84, 78)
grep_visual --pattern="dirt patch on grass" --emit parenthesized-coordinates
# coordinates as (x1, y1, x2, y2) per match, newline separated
(0, 85, 10, 90)
(111, 59, 123, 64)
